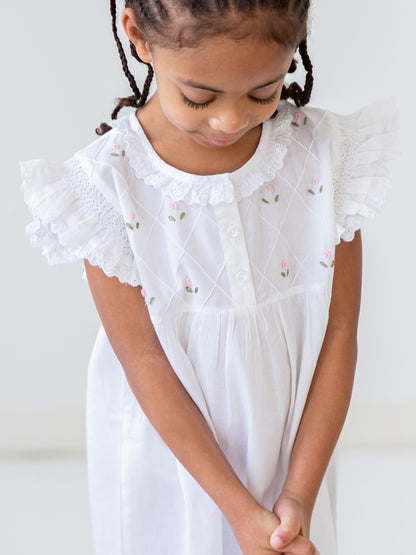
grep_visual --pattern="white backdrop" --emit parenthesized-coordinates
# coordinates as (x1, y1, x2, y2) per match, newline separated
(1, 0, 414, 452)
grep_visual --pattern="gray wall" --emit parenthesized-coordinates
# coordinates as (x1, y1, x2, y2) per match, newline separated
(1, 0, 414, 452)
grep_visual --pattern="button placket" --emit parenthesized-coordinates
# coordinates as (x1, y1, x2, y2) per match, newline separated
(227, 226, 239, 238)
(214, 202, 256, 307)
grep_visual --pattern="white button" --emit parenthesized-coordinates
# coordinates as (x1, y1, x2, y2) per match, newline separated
(228, 226, 239, 238)
(236, 270, 248, 283)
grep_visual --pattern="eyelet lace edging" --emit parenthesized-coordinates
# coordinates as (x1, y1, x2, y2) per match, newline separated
(20, 157, 141, 286)
(333, 99, 400, 243)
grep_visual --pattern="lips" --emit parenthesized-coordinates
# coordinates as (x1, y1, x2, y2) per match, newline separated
(201, 134, 244, 147)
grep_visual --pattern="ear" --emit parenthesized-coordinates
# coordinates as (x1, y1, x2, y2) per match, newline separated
(121, 8, 152, 63)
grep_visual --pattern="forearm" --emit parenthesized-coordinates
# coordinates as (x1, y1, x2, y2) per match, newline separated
(280, 325, 357, 513)
(83, 260, 260, 532)
(123, 350, 259, 528)
(280, 234, 362, 514)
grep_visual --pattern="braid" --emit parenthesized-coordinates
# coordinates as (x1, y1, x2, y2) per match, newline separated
(139, 64, 154, 107)
(110, 0, 142, 99)
(298, 38, 313, 105)
(281, 39, 313, 107)
(96, 0, 154, 135)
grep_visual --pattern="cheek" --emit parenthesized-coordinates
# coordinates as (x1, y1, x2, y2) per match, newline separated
(161, 96, 204, 130)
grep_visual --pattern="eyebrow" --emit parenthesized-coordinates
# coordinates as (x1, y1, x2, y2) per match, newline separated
(178, 74, 285, 93)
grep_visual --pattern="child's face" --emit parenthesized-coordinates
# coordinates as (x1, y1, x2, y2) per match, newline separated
(147, 33, 295, 149)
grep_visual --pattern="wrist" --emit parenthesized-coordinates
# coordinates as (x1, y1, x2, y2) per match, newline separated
(277, 486, 315, 517)
(222, 489, 263, 532)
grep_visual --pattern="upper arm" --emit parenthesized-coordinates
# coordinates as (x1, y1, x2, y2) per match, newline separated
(84, 260, 164, 368)
(328, 231, 362, 333)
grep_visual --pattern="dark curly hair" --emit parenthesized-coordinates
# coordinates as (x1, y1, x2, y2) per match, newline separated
(97, 0, 313, 135)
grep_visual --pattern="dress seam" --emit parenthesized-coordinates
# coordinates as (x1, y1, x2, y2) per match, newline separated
(151, 282, 330, 325)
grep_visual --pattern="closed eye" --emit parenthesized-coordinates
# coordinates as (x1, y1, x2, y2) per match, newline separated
(181, 88, 280, 110)
(181, 95, 212, 110)
(250, 90, 279, 105)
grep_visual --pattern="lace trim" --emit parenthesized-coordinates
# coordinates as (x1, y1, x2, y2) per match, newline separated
(333, 114, 357, 225)
(119, 101, 294, 206)
(333, 99, 400, 243)
(21, 157, 140, 286)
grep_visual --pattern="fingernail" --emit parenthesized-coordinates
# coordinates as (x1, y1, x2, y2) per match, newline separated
(271, 535, 283, 549)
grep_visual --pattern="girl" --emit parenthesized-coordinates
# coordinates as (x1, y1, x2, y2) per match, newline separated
(20, 1, 398, 554)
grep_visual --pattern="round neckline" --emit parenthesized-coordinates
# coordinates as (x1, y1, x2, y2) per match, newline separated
(117, 100, 294, 205)
(128, 110, 273, 184)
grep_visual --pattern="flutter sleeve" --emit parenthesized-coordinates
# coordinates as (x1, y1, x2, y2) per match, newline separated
(330, 99, 400, 243)
(20, 152, 140, 286)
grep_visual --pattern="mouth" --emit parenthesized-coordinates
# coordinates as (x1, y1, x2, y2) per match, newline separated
(201, 134, 244, 147)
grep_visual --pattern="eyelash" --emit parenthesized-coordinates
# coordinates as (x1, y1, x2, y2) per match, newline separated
(181, 90, 279, 110)
(182, 95, 211, 110)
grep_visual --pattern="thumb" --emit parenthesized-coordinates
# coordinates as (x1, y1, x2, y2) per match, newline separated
(270, 503, 301, 550)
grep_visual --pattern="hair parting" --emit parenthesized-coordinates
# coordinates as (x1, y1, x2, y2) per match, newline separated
(96, 0, 314, 135)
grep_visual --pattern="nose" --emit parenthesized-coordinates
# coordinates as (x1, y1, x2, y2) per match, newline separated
(208, 103, 249, 134)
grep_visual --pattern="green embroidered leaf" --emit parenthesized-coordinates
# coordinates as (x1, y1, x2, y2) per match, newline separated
(180, 212, 186, 220)
(287, 269, 289, 276)
(195, 287, 199, 294)
(261, 198, 270, 204)
(308, 189, 315, 195)
(281, 272, 286, 277)
(319, 185, 323, 193)
(168, 216, 176, 221)
(331, 261, 335, 268)
(291, 122, 300, 127)
(136, 222, 140, 229)
(126, 223, 134, 230)
(186, 287, 193, 293)
(111, 152, 119, 157)
(122, 150, 126, 157)
(320, 262, 328, 268)
(274, 195, 280, 203)
(149, 297, 155, 305)
(304, 117, 308, 125)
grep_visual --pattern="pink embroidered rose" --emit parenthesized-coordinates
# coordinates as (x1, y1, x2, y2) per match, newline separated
(294, 112, 301, 122)
(281, 259, 290, 278)
(308, 177, 323, 196)
(114, 143, 120, 150)
(141, 288, 147, 298)
(320, 250, 335, 269)
(267, 184, 275, 194)
(172, 202, 179, 211)
(131, 211, 136, 220)
(185, 277, 199, 294)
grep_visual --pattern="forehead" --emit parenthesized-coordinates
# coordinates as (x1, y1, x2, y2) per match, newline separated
(151, 34, 294, 91)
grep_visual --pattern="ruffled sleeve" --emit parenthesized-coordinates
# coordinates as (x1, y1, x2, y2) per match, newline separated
(20, 154, 141, 286)
(331, 99, 400, 243)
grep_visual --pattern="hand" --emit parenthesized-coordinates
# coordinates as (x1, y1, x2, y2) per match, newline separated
(269, 495, 319, 554)
(230, 503, 282, 554)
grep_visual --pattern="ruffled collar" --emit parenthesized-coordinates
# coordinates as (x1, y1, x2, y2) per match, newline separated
(113, 100, 294, 206)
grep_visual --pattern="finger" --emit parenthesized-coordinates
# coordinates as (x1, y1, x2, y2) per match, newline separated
(270, 502, 302, 550)
(278, 534, 318, 555)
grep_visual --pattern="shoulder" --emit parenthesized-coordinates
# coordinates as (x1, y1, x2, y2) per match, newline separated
(277, 98, 399, 163)
(276, 100, 346, 147)
(69, 111, 153, 208)
(74, 113, 136, 176)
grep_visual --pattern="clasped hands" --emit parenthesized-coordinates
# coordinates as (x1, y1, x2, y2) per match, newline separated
(234, 494, 319, 555)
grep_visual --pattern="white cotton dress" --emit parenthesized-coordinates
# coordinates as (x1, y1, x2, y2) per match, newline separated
(21, 99, 399, 555)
